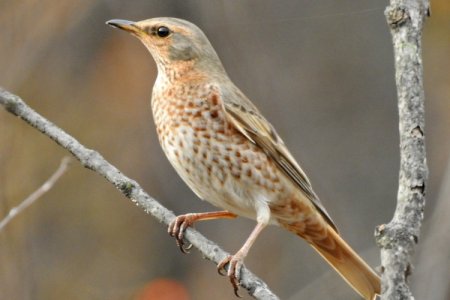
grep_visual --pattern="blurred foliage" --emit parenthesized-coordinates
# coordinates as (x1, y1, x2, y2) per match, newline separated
(1, 1, 449, 299)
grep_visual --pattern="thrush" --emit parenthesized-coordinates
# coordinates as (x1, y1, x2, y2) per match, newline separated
(107, 18, 381, 299)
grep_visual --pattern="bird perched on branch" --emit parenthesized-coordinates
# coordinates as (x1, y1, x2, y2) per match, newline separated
(107, 17, 381, 299)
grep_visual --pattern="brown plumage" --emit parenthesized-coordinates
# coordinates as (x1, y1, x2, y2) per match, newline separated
(107, 17, 381, 299)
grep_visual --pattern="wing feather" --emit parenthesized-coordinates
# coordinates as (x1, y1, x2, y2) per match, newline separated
(219, 87, 338, 232)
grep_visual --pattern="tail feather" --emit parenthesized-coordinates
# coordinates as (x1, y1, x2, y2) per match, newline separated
(306, 225, 381, 300)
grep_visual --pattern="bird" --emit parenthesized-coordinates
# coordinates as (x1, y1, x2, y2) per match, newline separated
(106, 17, 381, 299)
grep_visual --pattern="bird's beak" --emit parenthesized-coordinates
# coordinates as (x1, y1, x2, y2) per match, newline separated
(106, 19, 142, 35)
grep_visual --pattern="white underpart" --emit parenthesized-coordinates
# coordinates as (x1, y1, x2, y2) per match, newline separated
(162, 125, 276, 225)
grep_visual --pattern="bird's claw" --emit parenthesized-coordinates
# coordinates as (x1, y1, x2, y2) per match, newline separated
(168, 214, 195, 253)
(217, 254, 244, 297)
(169, 215, 244, 296)
(217, 258, 229, 276)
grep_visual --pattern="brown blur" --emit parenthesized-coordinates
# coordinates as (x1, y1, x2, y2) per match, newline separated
(1, 1, 449, 299)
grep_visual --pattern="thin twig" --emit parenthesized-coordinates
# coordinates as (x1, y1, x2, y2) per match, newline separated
(0, 157, 71, 232)
(0, 87, 279, 300)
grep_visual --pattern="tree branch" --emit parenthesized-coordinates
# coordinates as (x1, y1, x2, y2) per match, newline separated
(375, 0, 429, 299)
(0, 87, 279, 300)
(0, 157, 71, 232)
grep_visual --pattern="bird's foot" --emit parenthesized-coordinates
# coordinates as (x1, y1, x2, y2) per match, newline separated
(168, 214, 196, 253)
(217, 253, 245, 297)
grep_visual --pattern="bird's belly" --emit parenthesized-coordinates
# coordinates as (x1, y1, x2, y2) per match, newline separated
(160, 124, 288, 220)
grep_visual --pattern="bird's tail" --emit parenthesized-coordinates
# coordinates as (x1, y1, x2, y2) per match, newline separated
(291, 223, 381, 300)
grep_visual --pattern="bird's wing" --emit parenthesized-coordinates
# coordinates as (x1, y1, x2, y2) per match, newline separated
(219, 86, 338, 232)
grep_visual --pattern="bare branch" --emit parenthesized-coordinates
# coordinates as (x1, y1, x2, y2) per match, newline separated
(375, 0, 430, 299)
(0, 87, 278, 300)
(0, 157, 71, 232)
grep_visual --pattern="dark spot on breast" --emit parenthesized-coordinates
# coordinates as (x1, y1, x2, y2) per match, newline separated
(246, 169, 252, 177)
(211, 94, 219, 106)
(210, 110, 219, 118)
(236, 138, 246, 145)
(194, 126, 206, 131)
(234, 174, 241, 179)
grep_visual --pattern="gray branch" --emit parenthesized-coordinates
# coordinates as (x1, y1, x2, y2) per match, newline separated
(375, 1, 429, 299)
(0, 87, 279, 300)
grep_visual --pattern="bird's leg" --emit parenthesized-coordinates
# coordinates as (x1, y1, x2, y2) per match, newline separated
(217, 221, 267, 297)
(168, 211, 237, 253)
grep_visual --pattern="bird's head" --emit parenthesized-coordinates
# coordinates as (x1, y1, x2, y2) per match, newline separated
(106, 17, 225, 77)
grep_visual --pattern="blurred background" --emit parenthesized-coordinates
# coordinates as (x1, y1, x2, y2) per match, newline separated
(1, 1, 449, 299)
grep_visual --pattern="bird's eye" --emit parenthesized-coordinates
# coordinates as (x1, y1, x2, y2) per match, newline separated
(156, 26, 170, 38)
